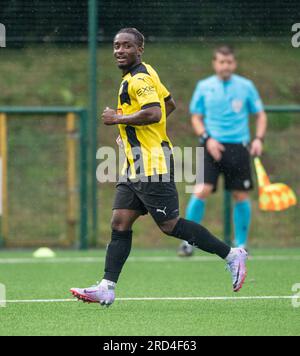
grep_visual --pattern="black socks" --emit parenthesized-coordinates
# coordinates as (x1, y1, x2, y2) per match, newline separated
(104, 219, 230, 283)
(171, 218, 231, 259)
(104, 230, 133, 283)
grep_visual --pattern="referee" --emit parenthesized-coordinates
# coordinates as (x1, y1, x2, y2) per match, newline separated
(179, 45, 267, 256)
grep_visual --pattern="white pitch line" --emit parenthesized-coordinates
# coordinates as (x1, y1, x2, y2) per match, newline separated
(0, 296, 296, 304)
(0, 255, 300, 264)
(2, 299, 76, 303)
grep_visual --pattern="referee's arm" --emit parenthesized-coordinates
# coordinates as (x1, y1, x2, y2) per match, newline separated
(191, 114, 206, 136)
(251, 110, 267, 156)
(254, 110, 267, 141)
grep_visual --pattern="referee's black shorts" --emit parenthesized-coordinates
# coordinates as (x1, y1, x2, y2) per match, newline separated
(204, 143, 254, 193)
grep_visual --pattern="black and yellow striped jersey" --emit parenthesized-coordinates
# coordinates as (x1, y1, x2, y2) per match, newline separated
(117, 62, 173, 179)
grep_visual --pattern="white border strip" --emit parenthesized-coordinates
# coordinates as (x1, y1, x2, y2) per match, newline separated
(0, 157, 3, 216)
(0, 296, 295, 304)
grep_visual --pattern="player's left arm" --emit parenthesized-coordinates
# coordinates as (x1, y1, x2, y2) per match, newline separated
(161, 82, 176, 118)
(165, 96, 176, 117)
(102, 75, 165, 126)
(247, 81, 268, 156)
(102, 106, 161, 126)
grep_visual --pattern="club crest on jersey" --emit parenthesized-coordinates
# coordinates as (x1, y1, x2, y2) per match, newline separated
(232, 99, 243, 113)
(117, 108, 123, 115)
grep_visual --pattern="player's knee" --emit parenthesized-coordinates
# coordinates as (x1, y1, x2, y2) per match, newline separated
(158, 223, 173, 236)
(157, 218, 179, 236)
(111, 216, 129, 231)
(111, 217, 120, 231)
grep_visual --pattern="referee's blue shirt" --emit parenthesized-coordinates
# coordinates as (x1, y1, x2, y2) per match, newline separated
(189, 74, 263, 143)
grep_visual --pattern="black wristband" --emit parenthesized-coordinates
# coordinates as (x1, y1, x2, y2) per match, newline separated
(199, 132, 210, 146)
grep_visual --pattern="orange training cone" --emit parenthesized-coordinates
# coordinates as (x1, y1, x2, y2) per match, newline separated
(254, 157, 297, 212)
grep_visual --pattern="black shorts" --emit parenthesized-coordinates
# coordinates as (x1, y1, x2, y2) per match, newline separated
(113, 178, 180, 223)
(204, 143, 254, 193)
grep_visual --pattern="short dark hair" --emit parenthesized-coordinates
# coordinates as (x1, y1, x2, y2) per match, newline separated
(115, 28, 145, 47)
(213, 45, 235, 59)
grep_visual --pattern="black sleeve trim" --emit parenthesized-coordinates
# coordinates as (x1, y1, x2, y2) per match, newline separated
(164, 94, 172, 102)
(141, 102, 161, 110)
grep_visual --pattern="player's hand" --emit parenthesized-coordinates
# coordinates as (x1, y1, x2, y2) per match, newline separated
(102, 107, 119, 125)
(206, 138, 225, 162)
(250, 138, 263, 157)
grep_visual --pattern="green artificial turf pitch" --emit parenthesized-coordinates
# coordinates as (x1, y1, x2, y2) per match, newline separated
(0, 248, 299, 336)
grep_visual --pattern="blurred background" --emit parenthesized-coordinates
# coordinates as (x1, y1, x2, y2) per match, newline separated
(0, 0, 299, 249)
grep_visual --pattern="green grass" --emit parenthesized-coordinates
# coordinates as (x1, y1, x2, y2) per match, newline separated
(0, 248, 300, 336)
(0, 42, 300, 247)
